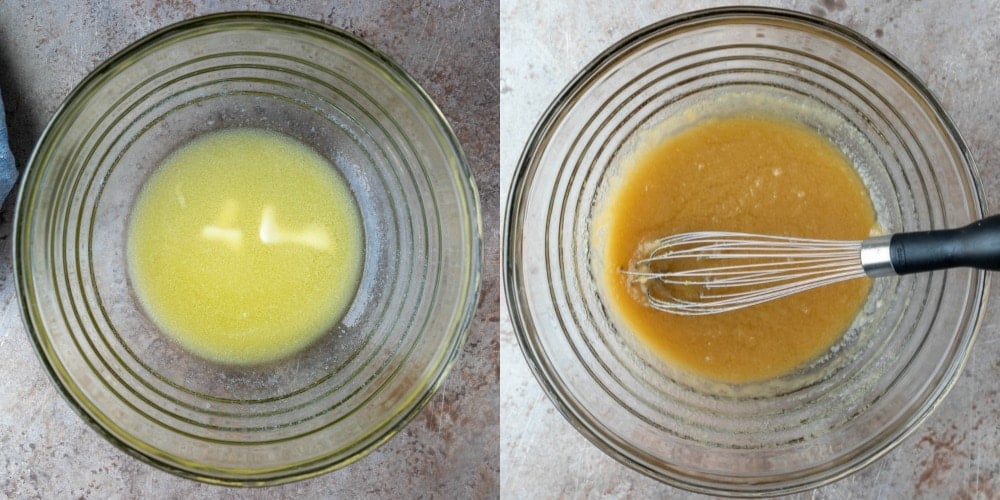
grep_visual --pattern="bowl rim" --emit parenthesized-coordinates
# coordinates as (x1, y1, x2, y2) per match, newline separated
(503, 6, 988, 495)
(14, 11, 483, 486)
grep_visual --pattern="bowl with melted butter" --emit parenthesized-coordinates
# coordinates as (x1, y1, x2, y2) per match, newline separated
(16, 13, 480, 485)
(505, 7, 987, 495)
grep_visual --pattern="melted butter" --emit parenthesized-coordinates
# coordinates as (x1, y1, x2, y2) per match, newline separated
(598, 116, 876, 383)
(127, 128, 363, 365)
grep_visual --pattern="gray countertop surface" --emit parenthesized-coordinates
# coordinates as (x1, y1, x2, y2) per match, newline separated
(501, 1, 999, 499)
(0, 1, 499, 498)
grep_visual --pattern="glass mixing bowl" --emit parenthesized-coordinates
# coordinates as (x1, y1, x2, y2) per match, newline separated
(505, 8, 988, 496)
(15, 13, 481, 485)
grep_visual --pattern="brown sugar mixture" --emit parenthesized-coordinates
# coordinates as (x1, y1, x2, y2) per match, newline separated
(597, 115, 877, 383)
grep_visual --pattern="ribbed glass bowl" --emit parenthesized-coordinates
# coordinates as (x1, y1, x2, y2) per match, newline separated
(15, 13, 481, 485)
(504, 8, 987, 496)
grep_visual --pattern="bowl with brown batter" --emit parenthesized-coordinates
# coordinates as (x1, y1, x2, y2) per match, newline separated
(505, 7, 987, 495)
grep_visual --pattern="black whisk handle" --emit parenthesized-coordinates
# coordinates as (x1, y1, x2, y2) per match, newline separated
(890, 214, 1000, 274)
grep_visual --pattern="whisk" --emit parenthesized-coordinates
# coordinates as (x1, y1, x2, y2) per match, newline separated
(625, 215, 1000, 315)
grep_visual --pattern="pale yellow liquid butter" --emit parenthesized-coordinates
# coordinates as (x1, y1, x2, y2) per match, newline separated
(127, 129, 363, 365)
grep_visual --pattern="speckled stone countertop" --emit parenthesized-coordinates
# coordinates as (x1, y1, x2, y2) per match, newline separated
(501, 1, 999, 498)
(0, 1, 498, 497)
